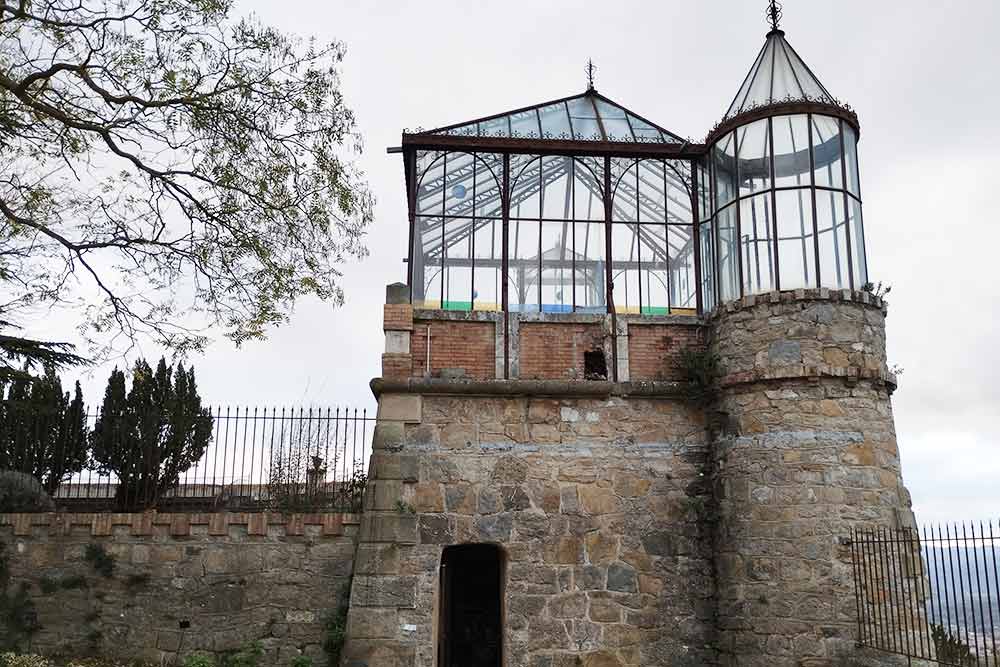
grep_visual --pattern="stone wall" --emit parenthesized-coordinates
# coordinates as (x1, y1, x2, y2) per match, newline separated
(0, 512, 358, 666)
(343, 392, 718, 667)
(707, 290, 920, 666)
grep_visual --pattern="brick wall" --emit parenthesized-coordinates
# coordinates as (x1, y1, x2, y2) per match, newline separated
(519, 322, 606, 380)
(627, 323, 706, 381)
(411, 320, 495, 379)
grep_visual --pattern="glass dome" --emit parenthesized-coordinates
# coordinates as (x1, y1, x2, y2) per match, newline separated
(700, 30, 867, 305)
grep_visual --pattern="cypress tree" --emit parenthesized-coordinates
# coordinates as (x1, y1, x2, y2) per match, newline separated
(0, 365, 88, 494)
(91, 358, 212, 509)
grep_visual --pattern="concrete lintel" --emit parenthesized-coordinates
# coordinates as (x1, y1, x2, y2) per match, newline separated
(370, 377, 690, 400)
(385, 282, 409, 305)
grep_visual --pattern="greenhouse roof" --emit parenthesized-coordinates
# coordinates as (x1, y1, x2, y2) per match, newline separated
(415, 89, 686, 145)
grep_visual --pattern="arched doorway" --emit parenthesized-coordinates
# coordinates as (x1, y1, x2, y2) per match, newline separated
(438, 544, 503, 667)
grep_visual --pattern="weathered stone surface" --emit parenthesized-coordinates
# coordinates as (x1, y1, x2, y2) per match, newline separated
(1, 512, 358, 666)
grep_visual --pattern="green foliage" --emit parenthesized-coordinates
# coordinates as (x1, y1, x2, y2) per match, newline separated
(0, 364, 87, 496)
(181, 642, 264, 667)
(0, 472, 54, 513)
(930, 623, 976, 665)
(678, 348, 722, 407)
(860, 281, 892, 299)
(290, 657, 313, 667)
(323, 580, 352, 666)
(0, 328, 87, 384)
(181, 657, 215, 667)
(83, 544, 115, 578)
(0, 654, 53, 667)
(218, 642, 263, 667)
(394, 500, 415, 514)
(0, 541, 40, 651)
(1, 1, 373, 359)
(90, 358, 213, 511)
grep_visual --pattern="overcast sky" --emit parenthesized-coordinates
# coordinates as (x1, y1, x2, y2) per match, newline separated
(35, 0, 1000, 527)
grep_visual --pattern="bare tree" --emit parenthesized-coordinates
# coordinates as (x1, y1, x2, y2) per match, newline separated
(0, 0, 374, 360)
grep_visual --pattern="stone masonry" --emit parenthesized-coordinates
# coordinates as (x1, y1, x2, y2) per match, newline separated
(0, 512, 358, 665)
(343, 285, 922, 667)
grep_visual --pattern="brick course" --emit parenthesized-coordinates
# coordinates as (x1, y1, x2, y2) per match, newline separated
(627, 323, 706, 381)
(411, 320, 495, 379)
(519, 322, 606, 379)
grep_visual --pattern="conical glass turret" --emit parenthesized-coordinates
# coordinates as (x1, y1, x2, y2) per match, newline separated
(698, 18, 868, 309)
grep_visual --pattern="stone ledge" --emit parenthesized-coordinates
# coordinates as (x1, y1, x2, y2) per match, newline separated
(720, 364, 898, 390)
(0, 511, 361, 537)
(707, 288, 888, 320)
(370, 377, 691, 399)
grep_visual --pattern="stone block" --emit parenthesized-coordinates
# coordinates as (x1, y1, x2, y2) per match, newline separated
(385, 282, 409, 305)
(607, 562, 637, 593)
(585, 532, 619, 565)
(351, 575, 417, 608)
(378, 394, 422, 423)
(355, 544, 400, 575)
(578, 486, 619, 515)
(360, 513, 418, 544)
(346, 607, 399, 639)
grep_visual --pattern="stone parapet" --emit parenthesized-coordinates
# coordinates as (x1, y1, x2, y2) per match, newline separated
(0, 511, 357, 538)
(709, 288, 894, 392)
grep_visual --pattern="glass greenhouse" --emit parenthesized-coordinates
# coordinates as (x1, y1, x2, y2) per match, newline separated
(398, 25, 866, 318)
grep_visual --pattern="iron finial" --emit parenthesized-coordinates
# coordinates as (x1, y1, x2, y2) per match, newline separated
(586, 59, 597, 92)
(767, 0, 783, 33)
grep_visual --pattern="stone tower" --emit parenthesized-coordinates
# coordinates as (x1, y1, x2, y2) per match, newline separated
(341, 7, 918, 667)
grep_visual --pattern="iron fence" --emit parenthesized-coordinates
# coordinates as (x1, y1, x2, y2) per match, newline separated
(852, 522, 1000, 666)
(0, 404, 372, 513)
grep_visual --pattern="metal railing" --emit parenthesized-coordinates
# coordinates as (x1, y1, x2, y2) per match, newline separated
(852, 523, 1000, 665)
(0, 405, 372, 513)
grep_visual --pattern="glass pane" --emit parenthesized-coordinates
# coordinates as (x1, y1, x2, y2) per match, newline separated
(716, 205, 740, 302)
(475, 154, 504, 219)
(699, 221, 716, 312)
(816, 191, 849, 289)
(541, 222, 573, 313)
(740, 194, 775, 295)
(510, 155, 541, 220)
(574, 159, 605, 221)
(574, 221, 606, 312)
(477, 115, 509, 138)
(509, 220, 540, 312)
(629, 113, 665, 142)
(509, 109, 540, 139)
(844, 125, 861, 197)
(473, 219, 502, 311)
(772, 115, 811, 188)
(566, 97, 602, 140)
(612, 224, 641, 313)
(594, 99, 633, 142)
(445, 153, 476, 217)
(812, 116, 843, 189)
(638, 160, 665, 223)
(538, 103, 572, 139)
(417, 154, 445, 215)
(698, 160, 711, 222)
(540, 156, 572, 220)
(738, 119, 771, 197)
(670, 224, 697, 311)
(714, 132, 737, 210)
(849, 198, 868, 287)
(639, 224, 669, 314)
(775, 189, 815, 289)
(611, 161, 639, 223)
(443, 218, 472, 310)
(414, 216, 442, 307)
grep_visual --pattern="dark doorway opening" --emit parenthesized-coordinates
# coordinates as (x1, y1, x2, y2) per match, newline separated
(438, 544, 503, 667)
